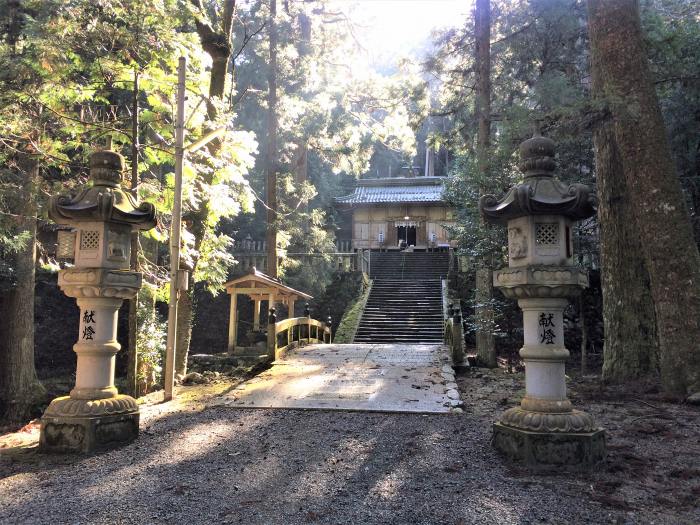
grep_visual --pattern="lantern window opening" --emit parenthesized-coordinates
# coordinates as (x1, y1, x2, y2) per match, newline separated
(535, 223, 559, 246)
(56, 230, 77, 259)
(80, 230, 101, 251)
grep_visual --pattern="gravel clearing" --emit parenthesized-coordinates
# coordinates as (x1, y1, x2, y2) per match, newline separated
(1, 369, 698, 525)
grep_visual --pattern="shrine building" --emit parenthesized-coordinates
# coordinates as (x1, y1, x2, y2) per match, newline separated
(335, 175, 457, 251)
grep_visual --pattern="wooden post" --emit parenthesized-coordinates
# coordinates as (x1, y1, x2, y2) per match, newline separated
(164, 57, 186, 402)
(268, 293, 276, 317)
(253, 299, 261, 331)
(267, 307, 277, 361)
(304, 303, 311, 344)
(288, 298, 296, 319)
(452, 308, 464, 365)
(227, 292, 238, 353)
(417, 220, 427, 246)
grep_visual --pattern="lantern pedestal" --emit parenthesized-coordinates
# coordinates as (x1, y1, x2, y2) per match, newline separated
(492, 424, 605, 469)
(40, 268, 142, 453)
(490, 268, 605, 468)
(40, 397, 139, 454)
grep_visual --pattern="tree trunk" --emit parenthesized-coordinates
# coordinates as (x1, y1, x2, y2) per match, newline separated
(475, 268, 496, 367)
(475, 0, 491, 172)
(590, 73, 659, 382)
(174, 280, 193, 377)
(578, 295, 589, 375)
(127, 67, 140, 396)
(0, 156, 45, 422)
(588, 0, 700, 397)
(474, 0, 495, 367)
(266, 0, 279, 278)
(175, 0, 237, 376)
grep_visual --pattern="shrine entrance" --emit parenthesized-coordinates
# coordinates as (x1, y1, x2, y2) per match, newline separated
(397, 225, 417, 248)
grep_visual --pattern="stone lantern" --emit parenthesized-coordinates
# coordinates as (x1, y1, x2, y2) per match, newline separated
(479, 132, 605, 468)
(40, 150, 157, 453)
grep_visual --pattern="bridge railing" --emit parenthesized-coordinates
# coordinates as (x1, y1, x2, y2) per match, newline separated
(267, 315, 332, 361)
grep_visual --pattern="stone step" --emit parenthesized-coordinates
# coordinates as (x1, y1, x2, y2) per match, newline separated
(355, 332, 443, 337)
(356, 324, 442, 328)
(354, 333, 443, 338)
(369, 290, 441, 294)
(360, 314, 444, 318)
(366, 294, 442, 298)
(359, 314, 442, 317)
(354, 339, 443, 343)
(365, 299, 441, 303)
(366, 297, 441, 301)
(354, 270, 444, 343)
(356, 324, 443, 329)
(358, 321, 443, 325)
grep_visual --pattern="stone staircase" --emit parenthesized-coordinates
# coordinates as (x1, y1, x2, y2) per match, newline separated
(354, 252, 449, 344)
(368, 251, 450, 281)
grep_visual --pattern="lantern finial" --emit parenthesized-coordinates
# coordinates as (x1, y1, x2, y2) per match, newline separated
(518, 131, 556, 179)
(90, 150, 124, 187)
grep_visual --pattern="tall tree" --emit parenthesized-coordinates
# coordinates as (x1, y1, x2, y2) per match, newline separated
(474, 0, 496, 368)
(265, 0, 279, 278)
(588, 0, 700, 397)
(0, 153, 45, 421)
(590, 48, 659, 382)
(176, 0, 240, 376)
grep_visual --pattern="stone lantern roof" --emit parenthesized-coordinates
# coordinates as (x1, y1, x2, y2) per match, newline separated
(49, 150, 157, 229)
(479, 133, 595, 224)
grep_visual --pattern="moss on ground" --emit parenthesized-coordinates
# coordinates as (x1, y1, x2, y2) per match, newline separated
(334, 277, 372, 343)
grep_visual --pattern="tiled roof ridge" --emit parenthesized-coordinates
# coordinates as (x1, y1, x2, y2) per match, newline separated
(335, 179, 447, 205)
(356, 176, 446, 187)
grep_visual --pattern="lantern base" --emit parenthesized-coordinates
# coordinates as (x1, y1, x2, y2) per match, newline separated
(39, 395, 139, 453)
(493, 421, 605, 470)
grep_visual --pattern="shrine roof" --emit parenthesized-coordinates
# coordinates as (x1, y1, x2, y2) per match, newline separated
(335, 177, 447, 205)
(224, 267, 312, 300)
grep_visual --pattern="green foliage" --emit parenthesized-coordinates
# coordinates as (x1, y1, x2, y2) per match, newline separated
(0, 0, 258, 294)
(310, 270, 368, 338)
(136, 282, 166, 393)
(230, 0, 427, 278)
(334, 277, 372, 343)
(641, 0, 700, 225)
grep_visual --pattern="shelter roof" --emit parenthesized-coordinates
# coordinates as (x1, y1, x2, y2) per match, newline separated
(335, 177, 447, 205)
(224, 267, 312, 300)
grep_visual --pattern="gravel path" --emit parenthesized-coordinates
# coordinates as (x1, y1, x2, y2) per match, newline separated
(1, 369, 698, 525)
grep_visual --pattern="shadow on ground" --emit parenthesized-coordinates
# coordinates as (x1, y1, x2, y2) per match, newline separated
(1, 370, 698, 525)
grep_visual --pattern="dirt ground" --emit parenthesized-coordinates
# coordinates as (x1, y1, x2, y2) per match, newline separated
(0, 368, 698, 525)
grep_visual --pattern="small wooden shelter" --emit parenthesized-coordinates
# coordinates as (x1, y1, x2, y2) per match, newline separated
(224, 267, 312, 352)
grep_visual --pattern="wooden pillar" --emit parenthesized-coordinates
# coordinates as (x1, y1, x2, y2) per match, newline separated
(387, 220, 397, 247)
(288, 298, 296, 319)
(253, 299, 261, 331)
(417, 220, 427, 246)
(304, 303, 311, 344)
(268, 293, 276, 318)
(267, 304, 277, 361)
(228, 292, 238, 353)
